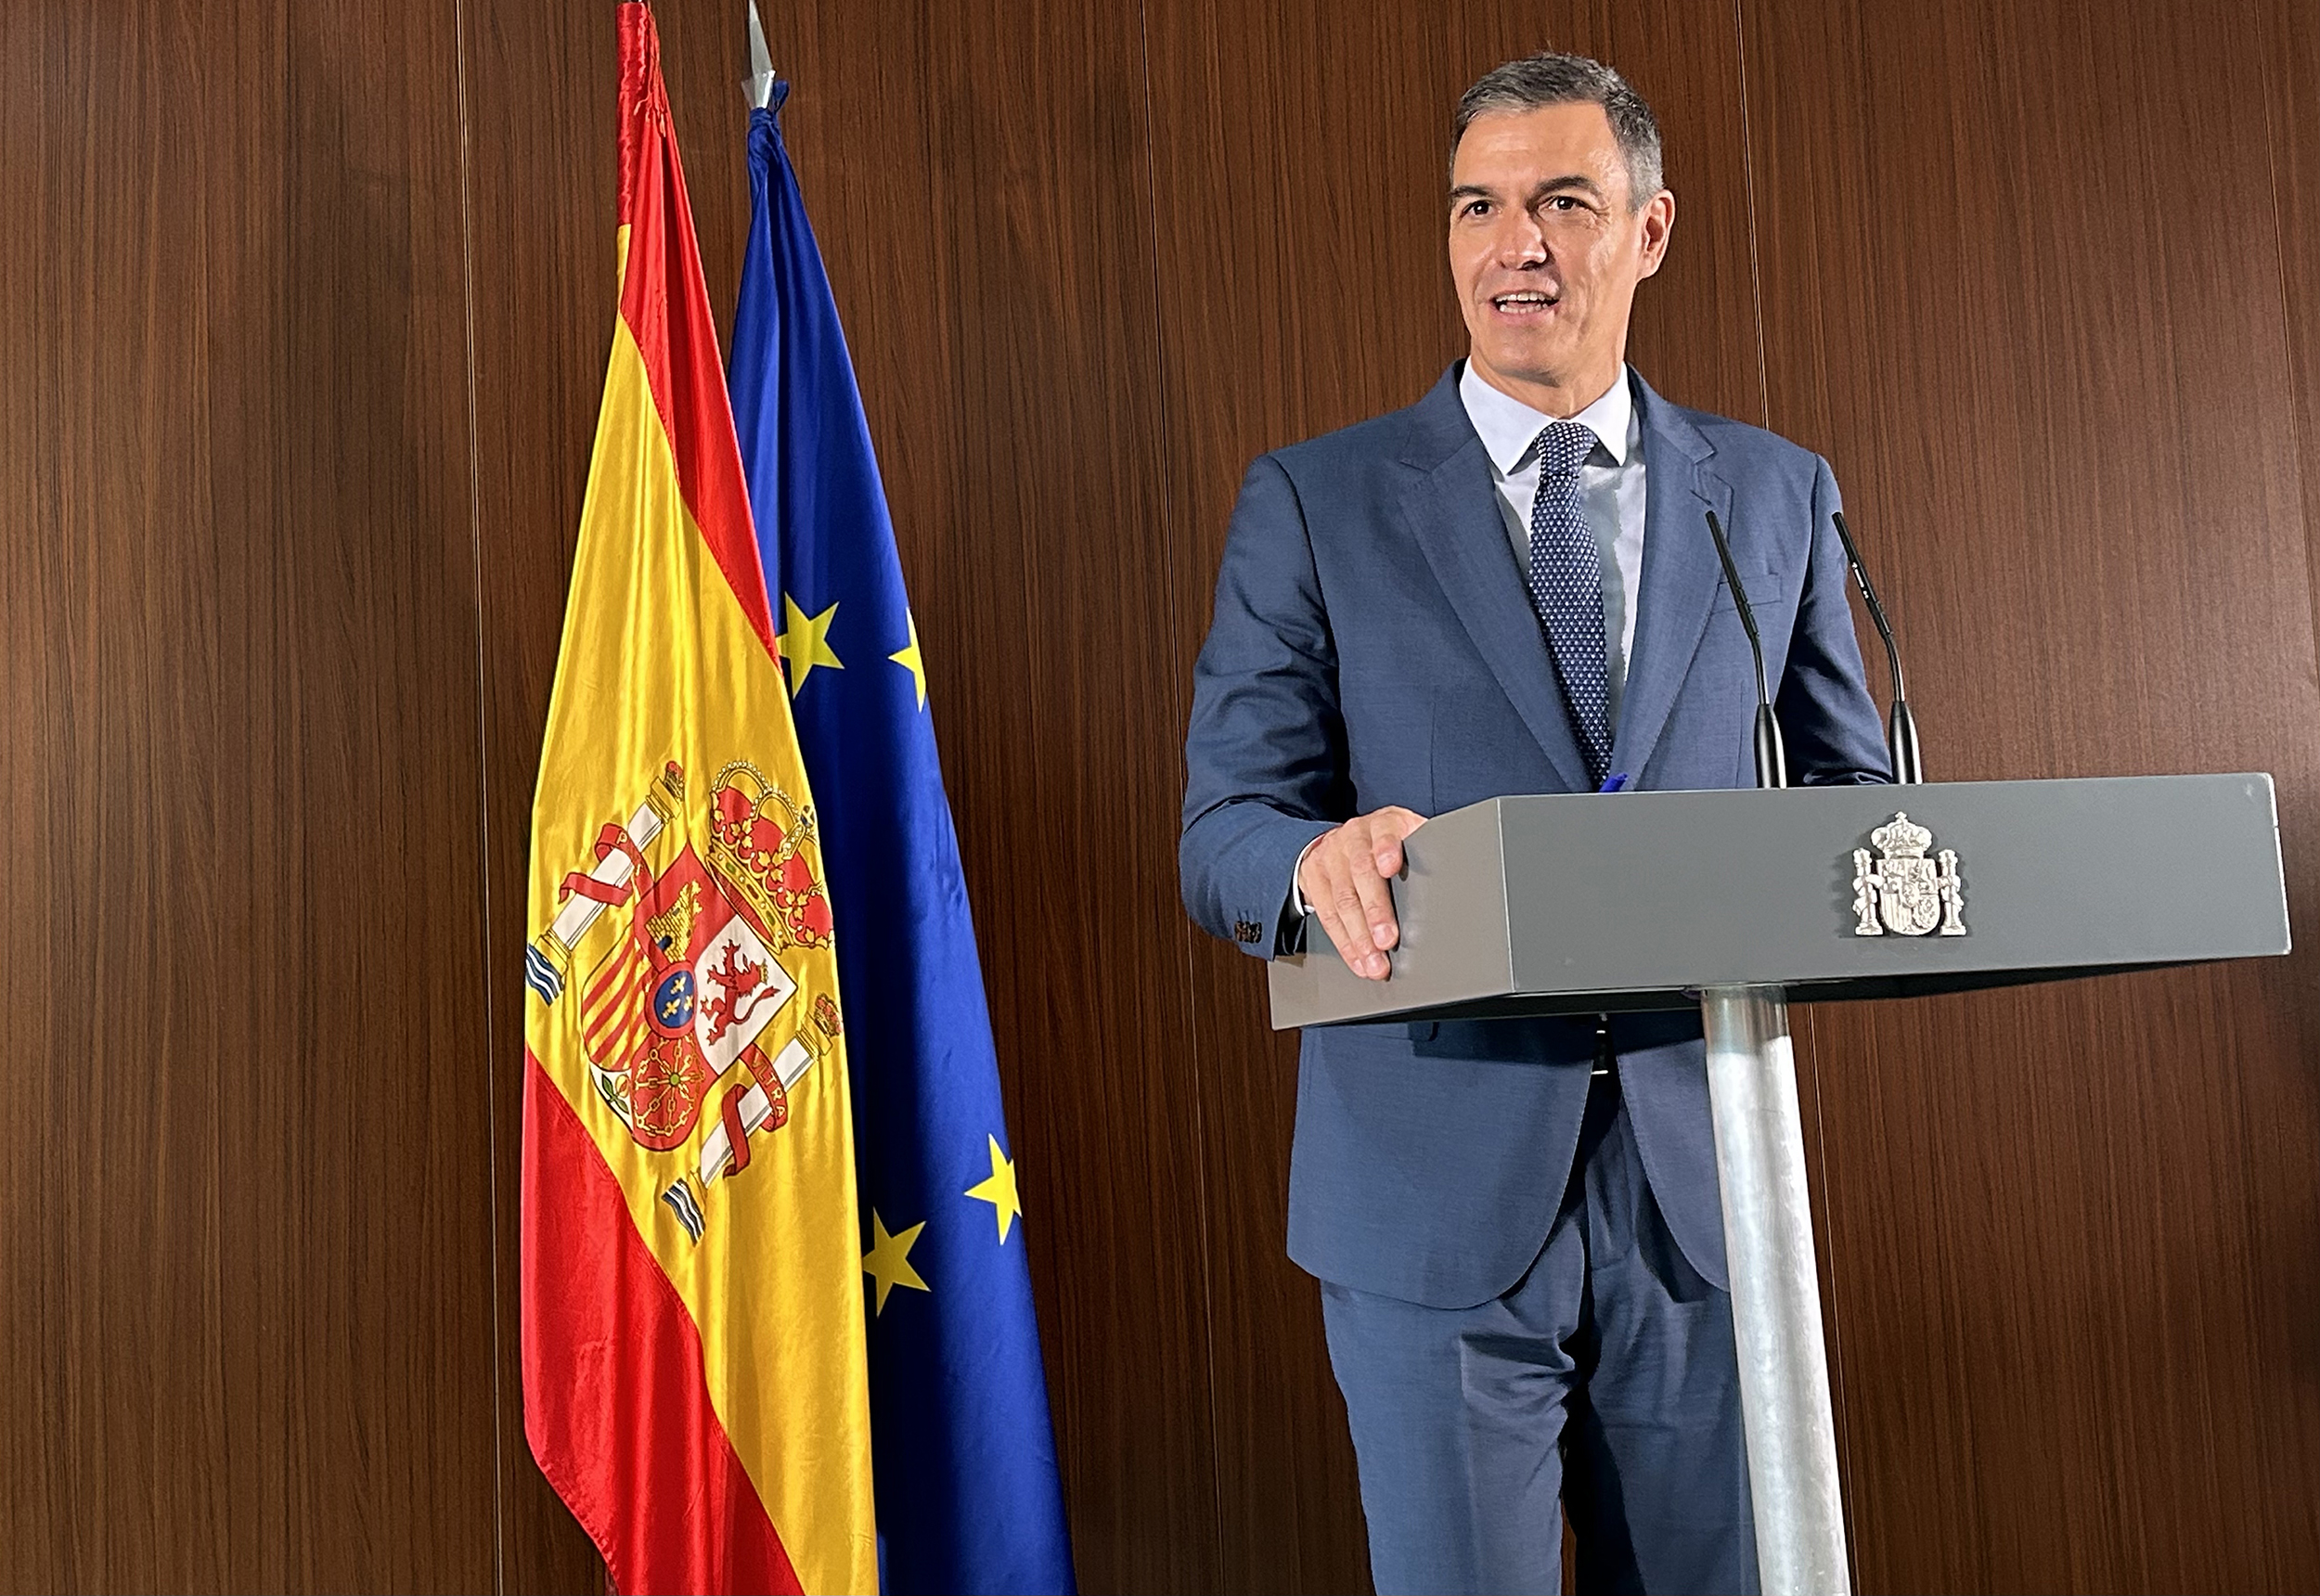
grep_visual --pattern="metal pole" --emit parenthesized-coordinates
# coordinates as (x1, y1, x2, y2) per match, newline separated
(1700, 984, 1850, 1596)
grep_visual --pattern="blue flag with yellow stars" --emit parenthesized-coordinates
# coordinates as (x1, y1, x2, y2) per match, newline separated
(727, 85, 1076, 1596)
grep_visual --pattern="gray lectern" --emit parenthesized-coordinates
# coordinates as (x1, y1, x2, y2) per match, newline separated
(1270, 774, 2290, 1595)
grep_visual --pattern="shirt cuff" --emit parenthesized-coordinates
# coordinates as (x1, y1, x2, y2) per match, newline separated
(1289, 833, 1327, 918)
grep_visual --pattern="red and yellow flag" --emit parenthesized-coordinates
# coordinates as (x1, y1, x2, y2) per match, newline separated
(521, 8, 874, 1591)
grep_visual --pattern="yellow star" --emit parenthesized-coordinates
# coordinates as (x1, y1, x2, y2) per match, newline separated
(963, 1135, 1022, 1245)
(888, 611, 928, 711)
(777, 594, 843, 697)
(862, 1209, 929, 1314)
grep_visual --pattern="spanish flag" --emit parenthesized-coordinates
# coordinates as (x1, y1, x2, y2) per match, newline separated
(520, 7, 874, 1592)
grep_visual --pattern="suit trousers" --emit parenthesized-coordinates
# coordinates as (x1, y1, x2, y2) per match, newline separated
(1319, 1062, 1759, 1596)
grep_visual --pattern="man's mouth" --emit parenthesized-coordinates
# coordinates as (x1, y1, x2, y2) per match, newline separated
(1490, 290, 1560, 315)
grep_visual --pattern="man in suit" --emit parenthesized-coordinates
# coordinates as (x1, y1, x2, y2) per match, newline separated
(1179, 52, 1890, 1595)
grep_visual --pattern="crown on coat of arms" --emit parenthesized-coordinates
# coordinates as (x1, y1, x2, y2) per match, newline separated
(1870, 812, 1933, 859)
(705, 760, 833, 952)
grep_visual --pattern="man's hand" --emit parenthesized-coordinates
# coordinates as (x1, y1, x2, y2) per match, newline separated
(1297, 807, 1427, 981)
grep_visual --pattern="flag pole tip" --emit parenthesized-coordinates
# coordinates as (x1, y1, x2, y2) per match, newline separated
(744, 2, 777, 109)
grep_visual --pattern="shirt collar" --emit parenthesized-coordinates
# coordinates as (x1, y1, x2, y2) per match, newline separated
(1458, 359, 1635, 472)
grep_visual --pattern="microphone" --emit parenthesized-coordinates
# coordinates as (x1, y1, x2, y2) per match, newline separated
(1829, 511, 1922, 783)
(1703, 509, 1787, 789)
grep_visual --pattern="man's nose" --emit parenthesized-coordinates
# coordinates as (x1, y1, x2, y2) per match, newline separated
(1491, 212, 1549, 267)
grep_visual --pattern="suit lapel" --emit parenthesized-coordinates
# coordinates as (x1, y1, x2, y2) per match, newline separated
(1612, 376, 1730, 783)
(1395, 371, 1593, 793)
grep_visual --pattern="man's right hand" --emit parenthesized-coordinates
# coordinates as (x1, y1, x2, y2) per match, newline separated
(1297, 806, 1427, 981)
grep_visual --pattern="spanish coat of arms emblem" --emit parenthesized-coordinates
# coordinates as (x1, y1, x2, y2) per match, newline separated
(1851, 811, 1966, 937)
(526, 758, 842, 1240)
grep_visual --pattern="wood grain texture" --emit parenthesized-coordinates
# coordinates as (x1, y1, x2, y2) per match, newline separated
(454, 0, 619, 1586)
(0, 0, 500, 1588)
(2266, 0, 2320, 687)
(1141, 8, 1769, 1588)
(1743, 0, 2320, 1587)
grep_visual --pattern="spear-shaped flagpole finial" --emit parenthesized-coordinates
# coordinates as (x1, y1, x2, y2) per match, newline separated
(744, 1, 776, 109)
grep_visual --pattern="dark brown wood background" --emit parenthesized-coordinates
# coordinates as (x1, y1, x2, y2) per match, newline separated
(5, 0, 2315, 1590)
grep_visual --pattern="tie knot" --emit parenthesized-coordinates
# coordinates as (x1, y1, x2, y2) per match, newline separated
(1532, 420, 1596, 479)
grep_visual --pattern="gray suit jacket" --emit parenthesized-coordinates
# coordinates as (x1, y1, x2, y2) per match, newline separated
(1179, 365, 1889, 1308)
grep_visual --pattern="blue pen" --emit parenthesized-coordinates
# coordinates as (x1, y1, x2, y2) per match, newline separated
(1597, 773, 1630, 794)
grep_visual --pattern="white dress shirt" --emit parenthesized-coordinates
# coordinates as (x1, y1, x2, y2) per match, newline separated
(1457, 359, 1649, 725)
(1292, 362, 1653, 918)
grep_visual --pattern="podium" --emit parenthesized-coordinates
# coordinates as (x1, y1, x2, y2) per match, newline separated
(1269, 774, 2290, 1594)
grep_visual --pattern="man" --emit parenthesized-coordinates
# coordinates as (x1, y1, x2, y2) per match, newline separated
(1179, 53, 1889, 1596)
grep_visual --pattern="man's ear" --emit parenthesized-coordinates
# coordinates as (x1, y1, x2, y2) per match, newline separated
(1637, 188, 1676, 280)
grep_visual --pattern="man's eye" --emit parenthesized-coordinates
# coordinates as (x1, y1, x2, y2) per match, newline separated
(1463, 200, 1490, 217)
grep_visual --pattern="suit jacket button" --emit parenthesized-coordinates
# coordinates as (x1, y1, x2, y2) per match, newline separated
(1235, 919, 1260, 944)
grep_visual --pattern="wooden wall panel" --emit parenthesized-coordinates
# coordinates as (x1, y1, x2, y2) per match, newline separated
(455, 0, 617, 1587)
(1743, 0, 2320, 1588)
(1141, 7, 1766, 1589)
(2268, 0, 2320, 656)
(0, 0, 501, 1589)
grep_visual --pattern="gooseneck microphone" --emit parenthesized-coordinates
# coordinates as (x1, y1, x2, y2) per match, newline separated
(1703, 509, 1787, 790)
(1829, 510, 1922, 783)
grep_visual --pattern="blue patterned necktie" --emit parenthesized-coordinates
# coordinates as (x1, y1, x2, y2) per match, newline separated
(1524, 420, 1612, 786)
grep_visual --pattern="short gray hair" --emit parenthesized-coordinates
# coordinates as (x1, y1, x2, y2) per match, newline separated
(1450, 53, 1665, 208)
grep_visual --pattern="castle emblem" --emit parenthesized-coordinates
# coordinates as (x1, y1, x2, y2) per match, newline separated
(1851, 811, 1966, 937)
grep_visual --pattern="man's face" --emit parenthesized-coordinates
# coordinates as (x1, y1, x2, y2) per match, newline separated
(1448, 102, 1673, 406)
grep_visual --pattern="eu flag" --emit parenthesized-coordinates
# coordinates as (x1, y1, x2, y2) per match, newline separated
(728, 85, 1076, 1596)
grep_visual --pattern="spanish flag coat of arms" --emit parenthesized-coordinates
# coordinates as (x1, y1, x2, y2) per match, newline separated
(520, 8, 874, 1591)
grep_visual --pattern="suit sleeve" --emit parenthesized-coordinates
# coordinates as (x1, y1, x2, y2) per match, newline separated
(1179, 455, 1347, 958)
(1777, 456, 1895, 785)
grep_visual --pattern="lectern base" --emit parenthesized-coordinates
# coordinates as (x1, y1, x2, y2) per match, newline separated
(1701, 985, 1851, 1596)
